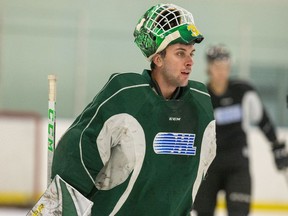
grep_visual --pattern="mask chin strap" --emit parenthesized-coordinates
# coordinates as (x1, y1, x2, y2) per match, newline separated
(147, 31, 181, 61)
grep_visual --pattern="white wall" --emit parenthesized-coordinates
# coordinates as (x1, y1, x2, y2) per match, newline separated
(1, 0, 288, 120)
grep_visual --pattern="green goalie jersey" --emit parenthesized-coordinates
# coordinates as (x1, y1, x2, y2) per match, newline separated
(51, 70, 216, 216)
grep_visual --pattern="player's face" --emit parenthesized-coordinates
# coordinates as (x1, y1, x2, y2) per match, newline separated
(208, 60, 230, 85)
(159, 43, 195, 88)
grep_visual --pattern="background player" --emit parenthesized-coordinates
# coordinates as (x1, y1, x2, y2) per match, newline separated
(193, 44, 288, 216)
(29, 4, 216, 216)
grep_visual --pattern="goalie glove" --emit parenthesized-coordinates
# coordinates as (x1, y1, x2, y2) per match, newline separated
(272, 141, 288, 170)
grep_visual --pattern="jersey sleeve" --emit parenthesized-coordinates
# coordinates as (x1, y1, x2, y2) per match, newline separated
(51, 74, 129, 196)
(52, 73, 148, 198)
(51, 76, 118, 197)
(258, 109, 277, 142)
(240, 81, 277, 143)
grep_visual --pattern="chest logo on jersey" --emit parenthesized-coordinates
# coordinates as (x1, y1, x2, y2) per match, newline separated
(169, 117, 181, 121)
(153, 132, 196, 156)
(214, 104, 242, 125)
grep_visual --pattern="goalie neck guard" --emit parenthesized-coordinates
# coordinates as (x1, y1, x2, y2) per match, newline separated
(134, 3, 204, 61)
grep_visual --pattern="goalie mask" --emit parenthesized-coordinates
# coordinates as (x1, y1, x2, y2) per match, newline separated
(134, 3, 204, 61)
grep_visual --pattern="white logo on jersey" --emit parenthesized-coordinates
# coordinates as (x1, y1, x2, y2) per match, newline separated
(214, 104, 242, 125)
(169, 117, 181, 121)
(153, 132, 196, 156)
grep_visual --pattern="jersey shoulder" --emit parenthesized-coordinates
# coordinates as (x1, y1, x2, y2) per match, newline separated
(188, 80, 214, 119)
(230, 79, 255, 92)
(108, 72, 149, 86)
(102, 72, 150, 94)
(93, 72, 150, 102)
(188, 80, 210, 97)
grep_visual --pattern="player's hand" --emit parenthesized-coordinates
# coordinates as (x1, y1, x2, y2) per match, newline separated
(272, 141, 288, 170)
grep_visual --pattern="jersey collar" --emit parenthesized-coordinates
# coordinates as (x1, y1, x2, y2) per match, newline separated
(142, 69, 183, 100)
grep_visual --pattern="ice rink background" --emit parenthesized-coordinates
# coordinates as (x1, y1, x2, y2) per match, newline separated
(0, 118, 287, 215)
(0, 0, 287, 124)
(0, 0, 288, 215)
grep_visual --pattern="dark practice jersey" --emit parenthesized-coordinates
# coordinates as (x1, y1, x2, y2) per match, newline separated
(208, 79, 277, 166)
(52, 70, 216, 216)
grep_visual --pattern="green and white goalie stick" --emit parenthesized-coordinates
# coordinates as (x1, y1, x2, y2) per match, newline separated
(28, 75, 93, 215)
(47, 75, 56, 185)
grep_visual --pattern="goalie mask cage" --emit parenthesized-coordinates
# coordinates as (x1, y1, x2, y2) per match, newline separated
(0, 111, 43, 206)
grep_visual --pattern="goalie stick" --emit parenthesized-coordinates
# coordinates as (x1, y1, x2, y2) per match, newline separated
(27, 75, 94, 215)
(47, 75, 56, 185)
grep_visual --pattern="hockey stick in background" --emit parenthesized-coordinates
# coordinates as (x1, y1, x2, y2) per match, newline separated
(47, 75, 57, 185)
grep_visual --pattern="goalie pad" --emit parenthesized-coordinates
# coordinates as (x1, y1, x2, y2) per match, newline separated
(27, 175, 93, 216)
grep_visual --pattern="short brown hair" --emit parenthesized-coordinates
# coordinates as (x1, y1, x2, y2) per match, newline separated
(150, 49, 167, 70)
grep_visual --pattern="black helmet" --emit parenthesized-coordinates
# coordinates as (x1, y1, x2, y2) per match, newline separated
(206, 44, 230, 63)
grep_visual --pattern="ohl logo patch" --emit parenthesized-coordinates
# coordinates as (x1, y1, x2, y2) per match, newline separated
(153, 132, 196, 156)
